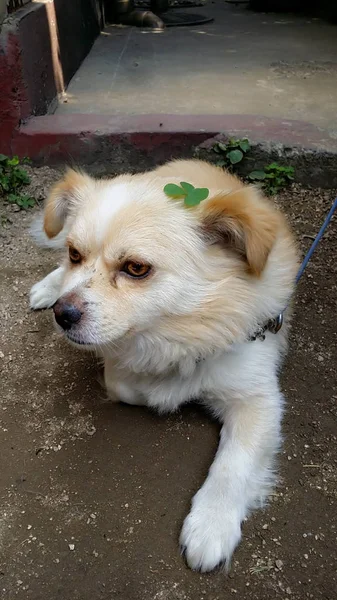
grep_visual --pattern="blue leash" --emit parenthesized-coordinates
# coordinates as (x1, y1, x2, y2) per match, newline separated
(296, 196, 337, 284)
(255, 195, 337, 339)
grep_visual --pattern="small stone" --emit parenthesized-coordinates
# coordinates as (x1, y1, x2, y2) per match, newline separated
(318, 355, 324, 362)
(275, 559, 283, 569)
(68, 543, 75, 551)
(27, 524, 32, 530)
(262, 523, 269, 530)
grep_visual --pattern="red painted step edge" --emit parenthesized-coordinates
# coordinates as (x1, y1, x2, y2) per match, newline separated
(11, 114, 337, 164)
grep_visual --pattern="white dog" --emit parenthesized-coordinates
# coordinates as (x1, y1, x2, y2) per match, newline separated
(30, 160, 298, 572)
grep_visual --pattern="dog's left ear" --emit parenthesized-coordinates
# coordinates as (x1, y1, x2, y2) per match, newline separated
(44, 169, 92, 238)
(199, 187, 281, 276)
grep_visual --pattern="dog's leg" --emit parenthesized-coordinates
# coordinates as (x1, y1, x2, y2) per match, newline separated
(30, 266, 65, 310)
(106, 380, 147, 406)
(180, 387, 283, 572)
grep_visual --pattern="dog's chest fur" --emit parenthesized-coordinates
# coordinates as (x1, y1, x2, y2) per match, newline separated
(104, 330, 285, 413)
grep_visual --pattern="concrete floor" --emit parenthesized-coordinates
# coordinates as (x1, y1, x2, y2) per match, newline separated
(56, 2, 337, 130)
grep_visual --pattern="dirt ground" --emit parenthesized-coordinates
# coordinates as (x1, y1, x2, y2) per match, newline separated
(0, 167, 336, 600)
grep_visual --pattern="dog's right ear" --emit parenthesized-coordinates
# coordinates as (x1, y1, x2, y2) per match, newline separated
(44, 169, 92, 238)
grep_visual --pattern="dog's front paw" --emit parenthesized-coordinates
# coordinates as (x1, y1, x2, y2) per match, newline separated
(180, 487, 242, 572)
(30, 279, 59, 310)
(30, 267, 65, 310)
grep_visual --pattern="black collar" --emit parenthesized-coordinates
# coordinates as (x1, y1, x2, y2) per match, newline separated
(195, 312, 284, 364)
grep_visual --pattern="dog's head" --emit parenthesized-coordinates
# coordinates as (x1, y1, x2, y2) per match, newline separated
(43, 161, 292, 350)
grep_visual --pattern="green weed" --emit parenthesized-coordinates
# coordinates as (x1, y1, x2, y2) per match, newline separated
(0, 154, 35, 209)
(213, 138, 251, 170)
(249, 162, 295, 195)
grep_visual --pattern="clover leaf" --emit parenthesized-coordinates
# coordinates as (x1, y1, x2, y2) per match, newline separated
(163, 183, 184, 197)
(164, 181, 209, 208)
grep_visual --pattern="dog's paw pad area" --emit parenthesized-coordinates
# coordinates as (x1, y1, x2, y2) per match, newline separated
(30, 279, 57, 309)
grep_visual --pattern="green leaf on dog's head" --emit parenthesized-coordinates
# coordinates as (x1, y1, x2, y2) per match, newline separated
(227, 149, 243, 165)
(164, 182, 209, 208)
(184, 194, 201, 207)
(192, 188, 209, 202)
(180, 182, 195, 193)
(164, 183, 185, 198)
(184, 187, 209, 207)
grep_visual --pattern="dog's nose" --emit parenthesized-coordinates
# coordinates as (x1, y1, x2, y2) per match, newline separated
(53, 301, 82, 330)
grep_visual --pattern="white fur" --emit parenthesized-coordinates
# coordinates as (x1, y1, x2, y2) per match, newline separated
(30, 266, 66, 309)
(29, 161, 298, 572)
(30, 214, 68, 249)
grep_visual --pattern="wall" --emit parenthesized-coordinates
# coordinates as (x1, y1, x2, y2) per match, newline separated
(0, 0, 102, 153)
(0, 0, 7, 23)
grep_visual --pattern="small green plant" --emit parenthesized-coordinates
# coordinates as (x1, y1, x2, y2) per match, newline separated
(249, 162, 294, 195)
(197, 138, 295, 195)
(164, 182, 209, 207)
(213, 138, 251, 170)
(0, 154, 35, 209)
(7, 194, 36, 209)
(1, 214, 10, 227)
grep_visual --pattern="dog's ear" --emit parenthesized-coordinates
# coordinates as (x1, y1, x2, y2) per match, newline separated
(44, 169, 92, 238)
(199, 187, 280, 276)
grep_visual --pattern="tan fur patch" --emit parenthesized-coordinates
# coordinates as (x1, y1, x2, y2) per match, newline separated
(200, 188, 282, 277)
(44, 169, 89, 238)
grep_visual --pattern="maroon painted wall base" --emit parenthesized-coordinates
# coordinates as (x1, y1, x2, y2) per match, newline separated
(9, 113, 337, 188)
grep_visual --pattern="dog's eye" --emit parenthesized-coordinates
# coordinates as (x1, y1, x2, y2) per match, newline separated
(121, 261, 151, 278)
(69, 247, 82, 264)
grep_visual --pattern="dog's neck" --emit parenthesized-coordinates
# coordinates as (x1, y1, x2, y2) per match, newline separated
(103, 330, 239, 379)
(102, 309, 289, 379)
